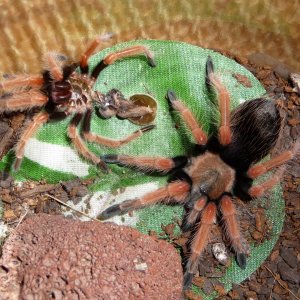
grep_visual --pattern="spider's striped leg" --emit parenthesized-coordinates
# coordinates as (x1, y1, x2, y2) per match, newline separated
(79, 33, 114, 73)
(0, 74, 44, 91)
(206, 56, 231, 145)
(0, 89, 48, 113)
(13, 111, 49, 171)
(248, 167, 284, 198)
(166, 90, 208, 145)
(91, 44, 156, 78)
(82, 108, 155, 148)
(219, 194, 247, 268)
(68, 112, 109, 172)
(98, 180, 190, 220)
(182, 195, 207, 232)
(183, 202, 217, 290)
(101, 154, 188, 173)
(247, 146, 297, 179)
(43, 52, 66, 81)
(248, 143, 299, 197)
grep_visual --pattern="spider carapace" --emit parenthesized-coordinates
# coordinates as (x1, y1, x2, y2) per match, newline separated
(99, 56, 297, 290)
(0, 34, 156, 172)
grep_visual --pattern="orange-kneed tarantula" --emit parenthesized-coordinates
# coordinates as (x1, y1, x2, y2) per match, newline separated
(0, 34, 156, 172)
(99, 57, 297, 289)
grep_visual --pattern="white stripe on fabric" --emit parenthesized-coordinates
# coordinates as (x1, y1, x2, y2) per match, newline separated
(24, 138, 90, 177)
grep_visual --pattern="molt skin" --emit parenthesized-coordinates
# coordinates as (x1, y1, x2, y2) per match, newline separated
(0, 34, 156, 172)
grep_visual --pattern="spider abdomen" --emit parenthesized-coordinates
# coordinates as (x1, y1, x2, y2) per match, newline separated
(220, 98, 281, 172)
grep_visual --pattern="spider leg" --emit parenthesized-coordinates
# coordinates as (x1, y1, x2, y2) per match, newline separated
(82, 108, 155, 148)
(182, 195, 207, 232)
(98, 180, 190, 220)
(14, 111, 49, 170)
(79, 33, 114, 72)
(101, 154, 188, 173)
(206, 56, 231, 145)
(167, 90, 208, 145)
(219, 194, 247, 269)
(91, 45, 156, 79)
(0, 74, 44, 91)
(116, 105, 153, 119)
(68, 112, 109, 172)
(249, 166, 285, 198)
(0, 89, 48, 112)
(183, 202, 217, 290)
(247, 148, 296, 179)
(247, 143, 299, 197)
(43, 52, 66, 81)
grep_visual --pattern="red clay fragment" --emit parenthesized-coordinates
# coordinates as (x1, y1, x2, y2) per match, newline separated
(0, 214, 182, 300)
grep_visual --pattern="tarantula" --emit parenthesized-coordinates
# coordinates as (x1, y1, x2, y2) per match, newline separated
(0, 34, 156, 172)
(98, 57, 297, 289)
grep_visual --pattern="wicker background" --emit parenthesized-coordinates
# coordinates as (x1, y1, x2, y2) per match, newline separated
(0, 0, 299, 74)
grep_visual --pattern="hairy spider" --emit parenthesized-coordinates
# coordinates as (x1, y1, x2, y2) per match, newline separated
(98, 57, 298, 289)
(0, 34, 156, 172)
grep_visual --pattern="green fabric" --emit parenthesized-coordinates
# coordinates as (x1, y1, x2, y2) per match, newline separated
(0, 40, 284, 298)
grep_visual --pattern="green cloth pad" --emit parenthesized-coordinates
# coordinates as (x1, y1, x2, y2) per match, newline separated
(0, 40, 284, 299)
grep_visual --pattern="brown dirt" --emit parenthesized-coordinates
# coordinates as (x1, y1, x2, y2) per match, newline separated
(0, 50, 299, 299)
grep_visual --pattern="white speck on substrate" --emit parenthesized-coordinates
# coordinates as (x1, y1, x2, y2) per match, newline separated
(62, 181, 160, 227)
(134, 262, 148, 271)
(212, 242, 228, 265)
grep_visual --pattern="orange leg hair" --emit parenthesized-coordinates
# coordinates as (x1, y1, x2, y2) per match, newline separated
(248, 142, 299, 196)
(101, 154, 176, 173)
(167, 90, 208, 145)
(98, 181, 190, 220)
(0, 89, 48, 112)
(219, 195, 246, 268)
(80, 34, 155, 70)
(83, 124, 155, 148)
(43, 52, 65, 81)
(183, 202, 217, 289)
(183, 196, 207, 231)
(206, 56, 231, 145)
(249, 167, 285, 198)
(79, 33, 113, 69)
(102, 45, 155, 67)
(14, 111, 49, 171)
(0, 75, 44, 91)
(68, 113, 108, 172)
(247, 149, 296, 179)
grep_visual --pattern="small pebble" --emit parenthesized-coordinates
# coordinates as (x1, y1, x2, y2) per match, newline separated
(290, 73, 300, 94)
(134, 262, 148, 271)
(212, 243, 228, 265)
